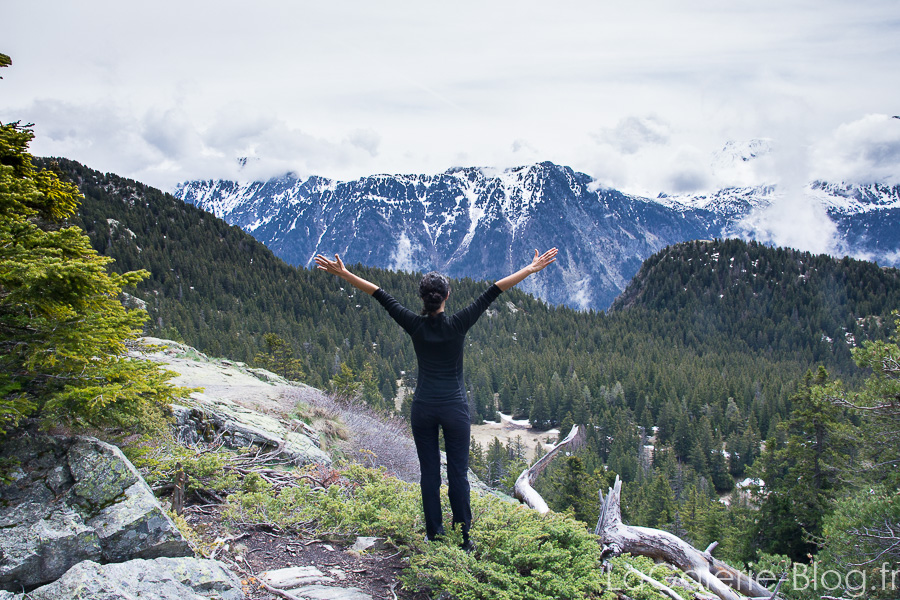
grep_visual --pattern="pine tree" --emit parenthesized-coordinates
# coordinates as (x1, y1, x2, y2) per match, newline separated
(529, 384, 551, 430)
(750, 367, 851, 561)
(0, 120, 180, 432)
(329, 362, 361, 401)
(637, 471, 677, 529)
(547, 455, 601, 525)
(254, 333, 305, 381)
(485, 437, 507, 488)
(469, 439, 486, 482)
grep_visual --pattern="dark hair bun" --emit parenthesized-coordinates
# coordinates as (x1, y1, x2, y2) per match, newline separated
(419, 272, 449, 315)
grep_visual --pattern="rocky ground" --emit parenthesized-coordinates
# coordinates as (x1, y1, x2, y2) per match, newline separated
(187, 505, 425, 600)
(139, 339, 435, 600)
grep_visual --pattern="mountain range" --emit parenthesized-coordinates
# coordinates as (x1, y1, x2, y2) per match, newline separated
(174, 149, 900, 310)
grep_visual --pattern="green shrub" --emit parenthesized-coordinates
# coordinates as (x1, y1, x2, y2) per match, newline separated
(124, 434, 240, 495)
(223, 462, 685, 599)
(223, 463, 423, 542)
(405, 498, 605, 600)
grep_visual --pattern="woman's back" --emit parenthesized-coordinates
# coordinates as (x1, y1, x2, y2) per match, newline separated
(373, 284, 502, 404)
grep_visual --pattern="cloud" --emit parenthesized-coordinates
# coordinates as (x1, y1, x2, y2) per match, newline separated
(728, 134, 840, 256)
(390, 232, 418, 272)
(511, 138, 537, 154)
(22, 100, 165, 174)
(347, 129, 381, 157)
(594, 116, 671, 155)
(11, 98, 385, 190)
(810, 114, 900, 184)
(585, 130, 713, 196)
(662, 146, 710, 193)
(731, 190, 840, 256)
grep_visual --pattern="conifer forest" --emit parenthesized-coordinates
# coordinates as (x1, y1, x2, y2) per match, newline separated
(8, 149, 900, 598)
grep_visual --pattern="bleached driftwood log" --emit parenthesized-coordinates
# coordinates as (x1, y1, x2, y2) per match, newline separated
(596, 476, 779, 600)
(513, 429, 781, 600)
(513, 424, 585, 513)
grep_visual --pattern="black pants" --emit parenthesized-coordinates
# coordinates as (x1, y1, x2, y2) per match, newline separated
(410, 400, 471, 540)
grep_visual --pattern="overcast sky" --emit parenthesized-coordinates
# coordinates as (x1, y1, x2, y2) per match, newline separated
(2, 0, 899, 200)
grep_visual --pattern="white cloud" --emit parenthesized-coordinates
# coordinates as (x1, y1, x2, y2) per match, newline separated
(731, 191, 840, 256)
(347, 129, 381, 158)
(2, 0, 899, 197)
(662, 146, 711, 193)
(594, 116, 671, 155)
(585, 131, 714, 196)
(10, 98, 385, 189)
(810, 115, 900, 185)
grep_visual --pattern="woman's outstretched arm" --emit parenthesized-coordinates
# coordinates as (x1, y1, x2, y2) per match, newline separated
(495, 248, 558, 292)
(314, 253, 378, 295)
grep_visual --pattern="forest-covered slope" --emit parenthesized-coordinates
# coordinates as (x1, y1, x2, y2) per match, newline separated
(46, 156, 900, 580)
(50, 157, 900, 436)
(611, 237, 900, 366)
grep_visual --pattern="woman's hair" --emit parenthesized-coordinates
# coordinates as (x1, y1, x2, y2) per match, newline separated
(419, 271, 450, 315)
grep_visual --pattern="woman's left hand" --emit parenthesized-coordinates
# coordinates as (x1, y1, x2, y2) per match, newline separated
(315, 253, 349, 277)
(529, 248, 558, 273)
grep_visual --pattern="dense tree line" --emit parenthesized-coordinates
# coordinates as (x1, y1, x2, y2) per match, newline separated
(54, 156, 900, 450)
(49, 157, 900, 594)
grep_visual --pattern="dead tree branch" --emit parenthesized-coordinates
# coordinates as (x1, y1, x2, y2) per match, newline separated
(511, 430, 781, 600)
(596, 476, 779, 600)
(513, 424, 585, 513)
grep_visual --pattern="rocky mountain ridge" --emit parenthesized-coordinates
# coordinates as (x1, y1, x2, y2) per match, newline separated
(175, 161, 900, 310)
(176, 162, 720, 309)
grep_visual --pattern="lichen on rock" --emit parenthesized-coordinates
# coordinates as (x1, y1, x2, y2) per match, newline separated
(17, 557, 243, 600)
(0, 433, 192, 592)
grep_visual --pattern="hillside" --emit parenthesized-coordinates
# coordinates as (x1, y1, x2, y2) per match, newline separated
(611, 238, 900, 366)
(49, 157, 900, 472)
(24, 156, 900, 598)
(52, 157, 900, 424)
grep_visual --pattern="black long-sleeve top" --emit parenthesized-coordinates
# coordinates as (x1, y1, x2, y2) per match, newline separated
(373, 284, 503, 405)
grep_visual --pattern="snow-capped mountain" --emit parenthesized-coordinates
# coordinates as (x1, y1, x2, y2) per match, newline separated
(174, 160, 900, 310)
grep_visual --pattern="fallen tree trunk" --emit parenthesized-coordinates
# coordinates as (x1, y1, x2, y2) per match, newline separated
(512, 427, 780, 600)
(513, 424, 585, 513)
(596, 476, 778, 600)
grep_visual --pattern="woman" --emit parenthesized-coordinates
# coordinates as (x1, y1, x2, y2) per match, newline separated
(314, 248, 558, 551)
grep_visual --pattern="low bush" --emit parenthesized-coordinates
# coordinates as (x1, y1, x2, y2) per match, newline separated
(223, 462, 689, 600)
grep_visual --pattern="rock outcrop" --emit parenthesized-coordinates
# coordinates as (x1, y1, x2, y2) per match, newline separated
(140, 337, 331, 466)
(0, 434, 192, 591)
(2, 557, 243, 600)
(171, 402, 329, 466)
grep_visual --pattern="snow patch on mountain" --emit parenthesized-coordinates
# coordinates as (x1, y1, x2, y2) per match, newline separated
(809, 181, 900, 214)
(175, 159, 900, 310)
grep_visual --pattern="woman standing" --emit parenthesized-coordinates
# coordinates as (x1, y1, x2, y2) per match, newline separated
(314, 248, 558, 551)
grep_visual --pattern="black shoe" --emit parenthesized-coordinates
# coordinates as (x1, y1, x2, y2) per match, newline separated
(426, 526, 446, 542)
(460, 539, 476, 554)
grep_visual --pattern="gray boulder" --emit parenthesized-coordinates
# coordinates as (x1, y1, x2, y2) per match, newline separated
(0, 502, 101, 589)
(171, 402, 330, 466)
(88, 479, 194, 562)
(0, 434, 191, 591)
(138, 337, 331, 466)
(23, 557, 243, 600)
